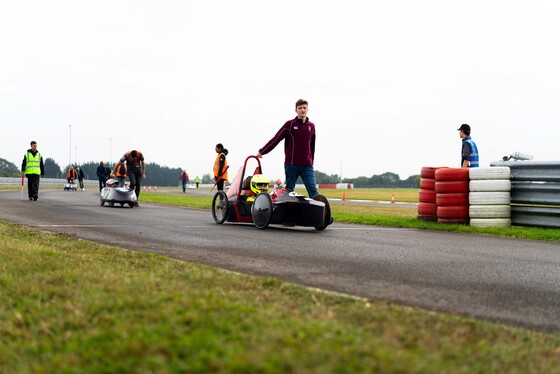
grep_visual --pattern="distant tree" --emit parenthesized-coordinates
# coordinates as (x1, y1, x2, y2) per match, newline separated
(314, 170, 340, 184)
(44, 158, 63, 178)
(0, 158, 20, 177)
(202, 174, 213, 184)
(404, 174, 421, 188)
(344, 172, 420, 188)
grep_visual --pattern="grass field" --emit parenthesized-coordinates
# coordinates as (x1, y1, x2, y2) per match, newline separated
(1, 221, 559, 372)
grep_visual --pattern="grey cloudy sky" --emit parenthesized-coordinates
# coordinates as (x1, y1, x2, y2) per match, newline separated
(1, 1, 559, 181)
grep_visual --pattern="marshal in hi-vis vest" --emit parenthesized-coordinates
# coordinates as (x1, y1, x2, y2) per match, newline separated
(465, 139, 479, 167)
(24, 151, 42, 175)
(213, 153, 228, 181)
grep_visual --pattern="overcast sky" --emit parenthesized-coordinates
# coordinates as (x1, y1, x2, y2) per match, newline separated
(1, 1, 559, 182)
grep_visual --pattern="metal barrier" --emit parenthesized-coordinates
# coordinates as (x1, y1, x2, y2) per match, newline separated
(0, 177, 97, 187)
(490, 160, 560, 228)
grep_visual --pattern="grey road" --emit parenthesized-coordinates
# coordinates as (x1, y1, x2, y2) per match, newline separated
(1, 188, 559, 333)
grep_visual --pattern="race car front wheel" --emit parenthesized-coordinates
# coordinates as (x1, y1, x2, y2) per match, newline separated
(251, 192, 273, 229)
(313, 194, 332, 231)
(212, 191, 229, 224)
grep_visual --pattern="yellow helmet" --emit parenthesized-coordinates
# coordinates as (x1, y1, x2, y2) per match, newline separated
(250, 174, 269, 196)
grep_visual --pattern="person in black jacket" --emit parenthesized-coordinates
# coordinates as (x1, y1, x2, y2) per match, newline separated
(96, 161, 107, 191)
(76, 166, 85, 191)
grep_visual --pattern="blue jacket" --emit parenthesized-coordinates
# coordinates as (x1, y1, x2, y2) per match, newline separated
(462, 137, 479, 167)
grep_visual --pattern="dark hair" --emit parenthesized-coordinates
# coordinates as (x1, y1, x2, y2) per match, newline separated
(216, 143, 224, 151)
(295, 99, 308, 108)
(130, 150, 138, 158)
(30, 141, 37, 146)
(223, 148, 229, 156)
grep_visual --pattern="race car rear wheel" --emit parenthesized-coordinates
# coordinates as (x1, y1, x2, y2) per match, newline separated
(212, 191, 229, 224)
(128, 202, 134, 208)
(251, 192, 273, 229)
(313, 194, 332, 231)
(100, 198, 105, 206)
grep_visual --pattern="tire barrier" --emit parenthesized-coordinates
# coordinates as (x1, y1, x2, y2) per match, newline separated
(435, 167, 469, 224)
(420, 166, 448, 179)
(418, 166, 447, 221)
(469, 191, 511, 205)
(436, 192, 469, 206)
(470, 218, 511, 228)
(469, 166, 511, 180)
(419, 178, 436, 190)
(435, 180, 469, 193)
(418, 189, 436, 203)
(468, 167, 511, 228)
(469, 179, 511, 192)
(469, 205, 511, 218)
(418, 202, 437, 218)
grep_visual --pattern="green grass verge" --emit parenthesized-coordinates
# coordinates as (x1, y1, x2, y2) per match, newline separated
(140, 192, 560, 243)
(1, 221, 559, 372)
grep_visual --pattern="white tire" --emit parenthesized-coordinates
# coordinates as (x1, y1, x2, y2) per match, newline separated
(469, 205, 511, 218)
(470, 218, 511, 228)
(469, 192, 511, 205)
(469, 179, 511, 192)
(469, 167, 511, 180)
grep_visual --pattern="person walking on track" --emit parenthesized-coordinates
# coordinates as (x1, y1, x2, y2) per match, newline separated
(21, 140, 44, 201)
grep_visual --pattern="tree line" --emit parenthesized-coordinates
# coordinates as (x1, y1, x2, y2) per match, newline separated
(1, 157, 420, 188)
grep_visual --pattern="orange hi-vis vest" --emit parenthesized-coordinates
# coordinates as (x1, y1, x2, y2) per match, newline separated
(67, 168, 76, 179)
(213, 153, 228, 181)
(116, 163, 127, 177)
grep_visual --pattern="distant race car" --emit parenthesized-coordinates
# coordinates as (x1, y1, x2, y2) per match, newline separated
(100, 178, 138, 208)
(211, 155, 332, 230)
(64, 178, 78, 191)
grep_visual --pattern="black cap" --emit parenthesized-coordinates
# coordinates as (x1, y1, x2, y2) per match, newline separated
(457, 124, 470, 131)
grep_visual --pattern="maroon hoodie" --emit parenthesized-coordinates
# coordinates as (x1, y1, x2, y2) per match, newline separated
(259, 117, 316, 166)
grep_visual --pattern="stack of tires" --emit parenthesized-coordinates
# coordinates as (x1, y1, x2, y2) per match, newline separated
(468, 167, 512, 228)
(418, 167, 447, 221)
(434, 168, 470, 224)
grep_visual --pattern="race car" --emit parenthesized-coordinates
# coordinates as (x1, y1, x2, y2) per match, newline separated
(100, 178, 138, 208)
(211, 155, 332, 230)
(64, 178, 78, 191)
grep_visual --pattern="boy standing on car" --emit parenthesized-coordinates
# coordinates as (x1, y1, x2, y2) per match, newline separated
(21, 140, 44, 201)
(256, 99, 318, 198)
(113, 150, 146, 205)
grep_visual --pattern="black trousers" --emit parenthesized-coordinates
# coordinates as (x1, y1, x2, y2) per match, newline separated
(128, 171, 143, 198)
(27, 174, 40, 198)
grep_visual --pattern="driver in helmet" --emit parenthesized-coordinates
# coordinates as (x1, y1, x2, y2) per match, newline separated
(244, 174, 270, 202)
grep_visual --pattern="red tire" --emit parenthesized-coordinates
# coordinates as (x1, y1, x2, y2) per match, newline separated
(437, 218, 469, 225)
(421, 166, 448, 179)
(419, 178, 436, 190)
(435, 180, 469, 193)
(418, 202, 437, 216)
(418, 189, 436, 203)
(436, 192, 469, 206)
(437, 205, 469, 219)
(435, 168, 469, 181)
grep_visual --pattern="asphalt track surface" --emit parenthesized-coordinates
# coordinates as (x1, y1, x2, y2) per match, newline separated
(1, 188, 559, 333)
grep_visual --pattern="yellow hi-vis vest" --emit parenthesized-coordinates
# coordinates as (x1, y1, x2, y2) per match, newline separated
(24, 151, 41, 175)
(213, 153, 228, 181)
